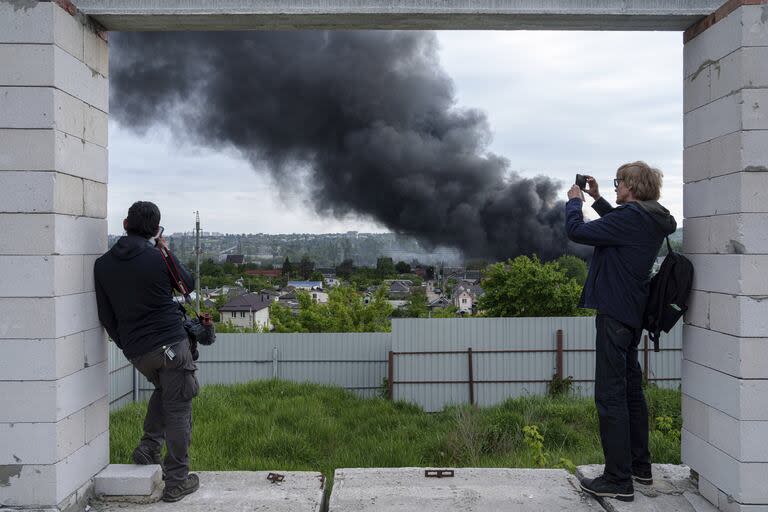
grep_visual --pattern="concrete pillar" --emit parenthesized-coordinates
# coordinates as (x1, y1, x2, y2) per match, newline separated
(0, 1, 109, 510)
(682, 1, 768, 510)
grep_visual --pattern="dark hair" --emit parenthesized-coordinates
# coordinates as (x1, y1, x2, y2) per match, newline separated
(125, 201, 161, 238)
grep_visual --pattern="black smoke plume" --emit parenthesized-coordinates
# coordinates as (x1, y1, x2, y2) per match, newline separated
(110, 31, 581, 261)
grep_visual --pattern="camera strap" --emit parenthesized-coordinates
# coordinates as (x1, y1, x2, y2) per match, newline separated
(159, 247, 191, 301)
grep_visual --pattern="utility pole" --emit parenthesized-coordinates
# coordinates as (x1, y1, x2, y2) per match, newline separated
(195, 211, 201, 314)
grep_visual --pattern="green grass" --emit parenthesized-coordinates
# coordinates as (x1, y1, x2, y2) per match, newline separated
(110, 380, 681, 489)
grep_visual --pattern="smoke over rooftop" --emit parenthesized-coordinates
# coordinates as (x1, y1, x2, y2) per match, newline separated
(110, 31, 584, 261)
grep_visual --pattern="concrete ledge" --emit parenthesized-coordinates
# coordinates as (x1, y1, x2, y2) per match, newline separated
(329, 467, 603, 511)
(94, 464, 162, 496)
(576, 464, 718, 512)
(93, 471, 324, 511)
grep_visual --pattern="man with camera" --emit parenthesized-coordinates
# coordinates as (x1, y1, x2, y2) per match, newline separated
(565, 162, 677, 502)
(94, 201, 200, 502)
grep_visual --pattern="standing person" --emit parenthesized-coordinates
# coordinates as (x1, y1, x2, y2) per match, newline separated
(565, 162, 677, 502)
(94, 201, 200, 502)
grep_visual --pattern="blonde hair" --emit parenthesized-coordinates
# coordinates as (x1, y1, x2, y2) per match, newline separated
(617, 161, 663, 201)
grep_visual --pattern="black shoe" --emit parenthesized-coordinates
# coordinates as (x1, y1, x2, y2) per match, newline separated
(580, 475, 634, 502)
(132, 445, 161, 465)
(132, 445, 165, 479)
(162, 474, 200, 503)
(632, 469, 653, 486)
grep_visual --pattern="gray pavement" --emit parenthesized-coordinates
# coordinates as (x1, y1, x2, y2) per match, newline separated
(328, 467, 604, 512)
(576, 465, 718, 512)
(91, 471, 324, 512)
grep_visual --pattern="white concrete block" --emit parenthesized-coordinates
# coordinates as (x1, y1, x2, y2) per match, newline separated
(0, 334, 85, 381)
(0, 297, 56, 339)
(0, 44, 55, 85)
(0, 86, 55, 128)
(684, 61, 710, 114)
(683, 324, 768, 379)
(0, 2, 54, 45)
(83, 254, 99, 293)
(697, 474, 720, 510)
(56, 430, 109, 504)
(94, 464, 162, 496)
(684, 172, 768, 218)
(0, 214, 105, 256)
(682, 359, 768, 421)
(52, 0, 84, 61)
(742, 89, 768, 131)
(0, 413, 83, 466)
(52, 45, 108, 113)
(0, 129, 55, 171)
(0, 379, 57, 422)
(742, 5, 768, 48)
(84, 396, 108, 443)
(711, 47, 768, 104)
(683, 428, 768, 504)
(683, 6, 746, 79)
(0, 459, 57, 507)
(682, 216, 709, 254)
(54, 254, 87, 296)
(84, 179, 107, 218)
(0, 255, 55, 296)
(710, 292, 768, 338)
(684, 92, 744, 148)
(55, 130, 108, 183)
(0, 171, 87, 215)
(54, 216, 107, 255)
(56, 362, 108, 422)
(710, 213, 768, 255)
(84, 327, 107, 368)
(683, 130, 768, 184)
(55, 292, 101, 338)
(84, 104, 108, 148)
(687, 253, 768, 295)
(83, 26, 108, 78)
(53, 88, 86, 140)
(685, 289, 710, 329)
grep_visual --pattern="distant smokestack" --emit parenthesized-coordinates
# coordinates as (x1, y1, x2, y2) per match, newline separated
(110, 31, 586, 261)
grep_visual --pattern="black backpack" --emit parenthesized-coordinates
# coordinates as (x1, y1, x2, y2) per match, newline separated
(643, 237, 694, 352)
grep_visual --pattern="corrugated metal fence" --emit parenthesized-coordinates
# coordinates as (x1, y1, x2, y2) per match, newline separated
(389, 318, 682, 411)
(109, 318, 682, 412)
(109, 332, 390, 411)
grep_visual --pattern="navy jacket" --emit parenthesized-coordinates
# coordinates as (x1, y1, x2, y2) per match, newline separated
(94, 235, 194, 359)
(565, 196, 677, 328)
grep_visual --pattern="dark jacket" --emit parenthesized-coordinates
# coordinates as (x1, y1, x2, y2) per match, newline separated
(565, 196, 677, 328)
(94, 235, 194, 359)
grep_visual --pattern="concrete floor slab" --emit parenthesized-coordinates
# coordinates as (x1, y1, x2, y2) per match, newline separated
(91, 471, 324, 512)
(576, 465, 718, 512)
(328, 467, 604, 512)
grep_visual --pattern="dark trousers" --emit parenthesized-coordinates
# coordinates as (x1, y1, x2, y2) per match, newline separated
(594, 313, 651, 484)
(131, 337, 199, 486)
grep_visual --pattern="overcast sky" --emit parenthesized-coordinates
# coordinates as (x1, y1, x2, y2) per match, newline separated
(108, 30, 684, 236)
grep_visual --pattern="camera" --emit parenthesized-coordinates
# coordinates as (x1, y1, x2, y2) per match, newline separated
(575, 174, 587, 190)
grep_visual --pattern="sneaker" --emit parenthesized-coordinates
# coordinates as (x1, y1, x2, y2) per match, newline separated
(131, 445, 161, 466)
(632, 469, 653, 486)
(580, 475, 634, 502)
(162, 474, 200, 503)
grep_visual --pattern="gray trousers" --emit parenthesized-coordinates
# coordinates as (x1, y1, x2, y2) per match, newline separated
(131, 337, 199, 486)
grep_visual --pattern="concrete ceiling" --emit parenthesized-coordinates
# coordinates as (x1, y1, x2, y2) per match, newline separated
(72, 0, 723, 31)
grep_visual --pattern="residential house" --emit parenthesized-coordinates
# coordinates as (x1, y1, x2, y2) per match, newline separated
(386, 280, 413, 300)
(245, 268, 282, 278)
(219, 293, 273, 330)
(452, 281, 484, 314)
(226, 254, 245, 265)
(286, 281, 328, 303)
(428, 297, 452, 310)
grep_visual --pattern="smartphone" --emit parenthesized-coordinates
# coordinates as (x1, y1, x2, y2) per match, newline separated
(157, 226, 164, 238)
(575, 174, 587, 190)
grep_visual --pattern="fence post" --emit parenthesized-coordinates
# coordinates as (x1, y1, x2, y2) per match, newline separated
(133, 367, 139, 402)
(555, 330, 564, 380)
(387, 351, 394, 400)
(272, 347, 279, 379)
(643, 334, 649, 384)
(467, 347, 475, 406)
